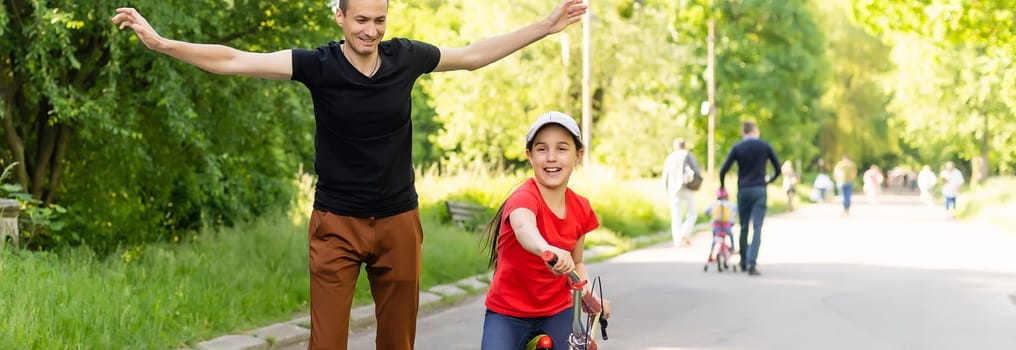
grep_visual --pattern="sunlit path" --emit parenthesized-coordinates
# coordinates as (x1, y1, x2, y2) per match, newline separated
(344, 194, 1016, 349)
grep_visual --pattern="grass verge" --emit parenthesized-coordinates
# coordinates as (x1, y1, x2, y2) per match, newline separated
(958, 176, 1016, 234)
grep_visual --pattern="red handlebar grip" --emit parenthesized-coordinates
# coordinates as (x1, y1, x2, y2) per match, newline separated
(542, 250, 557, 264)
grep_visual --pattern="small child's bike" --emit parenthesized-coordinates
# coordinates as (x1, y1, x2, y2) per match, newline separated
(525, 251, 609, 350)
(704, 225, 738, 273)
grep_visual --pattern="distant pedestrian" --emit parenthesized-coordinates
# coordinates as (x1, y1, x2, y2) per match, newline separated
(661, 138, 702, 247)
(833, 155, 858, 214)
(718, 121, 781, 276)
(781, 160, 798, 211)
(939, 161, 965, 217)
(862, 165, 884, 205)
(811, 170, 834, 203)
(917, 165, 936, 206)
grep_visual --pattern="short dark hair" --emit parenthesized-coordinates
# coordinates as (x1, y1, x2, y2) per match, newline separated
(337, 0, 389, 14)
(742, 121, 757, 135)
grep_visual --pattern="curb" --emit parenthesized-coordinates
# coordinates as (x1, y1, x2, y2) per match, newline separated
(177, 235, 681, 350)
(177, 273, 496, 350)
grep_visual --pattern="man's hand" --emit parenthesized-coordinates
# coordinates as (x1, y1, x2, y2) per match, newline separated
(544, 0, 588, 34)
(112, 8, 166, 51)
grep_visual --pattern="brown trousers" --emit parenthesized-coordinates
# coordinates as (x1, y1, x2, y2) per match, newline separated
(307, 208, 423, 350)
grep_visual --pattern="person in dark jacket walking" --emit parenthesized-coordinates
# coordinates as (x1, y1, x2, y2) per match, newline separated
(718, 121, 781, 276)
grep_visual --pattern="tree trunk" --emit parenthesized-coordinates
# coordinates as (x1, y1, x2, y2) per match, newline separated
(972, 113, 989, 185)
(44, 124, 70, 205)
(30, 108, 56, 198)
(0, 61, 29, 190)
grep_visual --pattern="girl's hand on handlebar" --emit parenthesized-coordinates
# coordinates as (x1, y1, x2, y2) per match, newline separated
(581, 290, 610, 319)
(544, 247, 575, 275)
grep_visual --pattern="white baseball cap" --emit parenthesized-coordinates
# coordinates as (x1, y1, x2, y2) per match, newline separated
(525, 111, 582, 144)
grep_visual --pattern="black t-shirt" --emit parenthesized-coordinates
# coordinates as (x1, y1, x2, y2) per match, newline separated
(291, 38, 440, 217)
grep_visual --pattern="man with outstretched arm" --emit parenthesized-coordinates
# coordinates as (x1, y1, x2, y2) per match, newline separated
(112, 1, 587, 349)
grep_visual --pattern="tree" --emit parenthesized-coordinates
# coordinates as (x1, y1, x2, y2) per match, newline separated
(667, 0, 830, 173)
(853, 0, 1016, 179)
(813, 0, 896, 170)
(423, 0, 579, 170)
(1, 0, 334, 249)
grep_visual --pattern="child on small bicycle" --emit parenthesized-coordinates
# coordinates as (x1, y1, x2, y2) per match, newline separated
(704, 188, 738, 268)
(479, 111, 610, 350)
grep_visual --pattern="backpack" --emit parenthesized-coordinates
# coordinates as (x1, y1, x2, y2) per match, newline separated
(682, 153, 703, 191)
(711, 201, 731, 222)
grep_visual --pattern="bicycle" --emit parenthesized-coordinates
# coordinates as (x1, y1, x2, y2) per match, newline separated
(703, 223, 738, 273)
(525, 250, 609, 350)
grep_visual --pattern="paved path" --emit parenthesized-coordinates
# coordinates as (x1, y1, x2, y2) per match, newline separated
(347, 194, 1016, 349)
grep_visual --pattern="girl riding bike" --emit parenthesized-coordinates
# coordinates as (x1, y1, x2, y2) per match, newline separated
(479, 111, 611, 350)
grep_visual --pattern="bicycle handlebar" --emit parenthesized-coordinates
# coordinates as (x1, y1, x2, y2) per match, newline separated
(542, 250, 603, 315)
(542, 250, 583, 285)
(541, 250, 610, 346)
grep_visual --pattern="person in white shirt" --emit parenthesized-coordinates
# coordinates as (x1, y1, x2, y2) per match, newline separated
(916, 165, 937, 206)
(862, 165, 885, 205)
(939, 161, 965, 217)
(811, 171, 834, 203)
(661, 138, 701, 247)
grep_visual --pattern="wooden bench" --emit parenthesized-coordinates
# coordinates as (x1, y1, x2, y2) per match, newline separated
(0, 198, 19, 249)
(444, 200, 487, 231)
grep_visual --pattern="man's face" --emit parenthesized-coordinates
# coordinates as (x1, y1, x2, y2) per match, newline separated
(336, 0, 388, 56)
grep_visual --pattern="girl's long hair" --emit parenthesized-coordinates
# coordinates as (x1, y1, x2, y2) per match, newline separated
(481, 200, 510, 269)
(482, 131, 583, 269)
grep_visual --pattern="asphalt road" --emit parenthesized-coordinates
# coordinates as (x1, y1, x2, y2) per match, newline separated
(346, 193, 1016, 349)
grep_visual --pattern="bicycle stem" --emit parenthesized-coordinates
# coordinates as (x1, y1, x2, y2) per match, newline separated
(543, 251, 591, 348)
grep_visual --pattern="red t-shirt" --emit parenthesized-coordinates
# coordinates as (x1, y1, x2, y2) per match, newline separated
(485, 178, 600, 318)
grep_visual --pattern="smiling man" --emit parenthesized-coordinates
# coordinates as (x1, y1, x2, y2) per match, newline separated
(112, 1, 587, 349)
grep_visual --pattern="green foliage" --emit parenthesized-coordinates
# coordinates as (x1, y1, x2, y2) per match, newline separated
(594, 0, 699, 177)
(958, 176, 1016, 233)
(1, 163, 68, 246)
(19, 0, 1013, 254)
(853, 0, 1016, 176)
(714, 0, 829, 164)
(664, 0, 830, 175)
(1, 0, 335, 251)
(813, 0, 896, 170)
(423, 1, 577, 169)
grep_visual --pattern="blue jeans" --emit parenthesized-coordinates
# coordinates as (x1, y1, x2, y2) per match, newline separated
(840, 182, 854, 211)
(737, 186, 767, 269)
(481, 307, 573, 350)
(945, 196, 957, 211)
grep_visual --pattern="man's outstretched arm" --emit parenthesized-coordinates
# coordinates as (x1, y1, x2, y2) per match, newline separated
(112, 8, 292, 80)
(434, 0, 587, 72)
